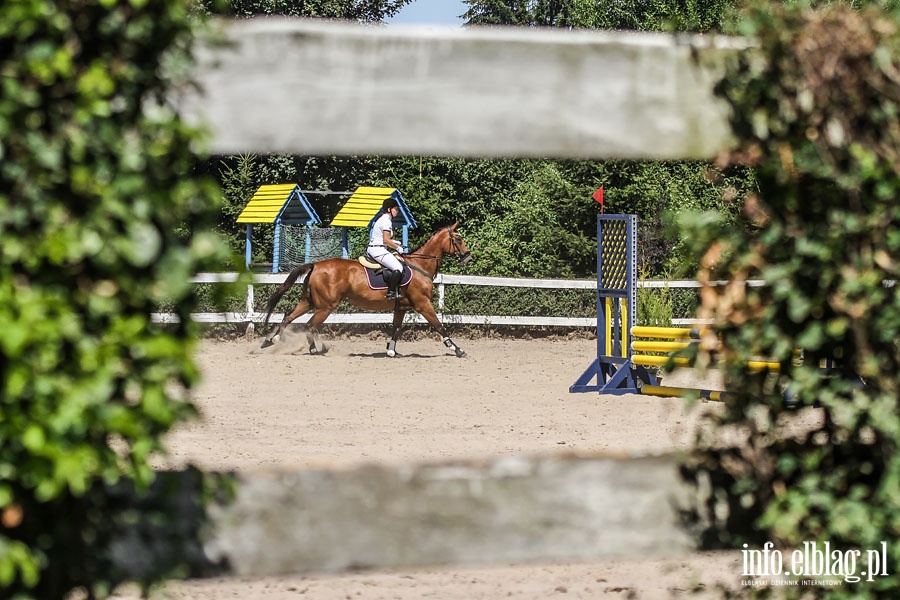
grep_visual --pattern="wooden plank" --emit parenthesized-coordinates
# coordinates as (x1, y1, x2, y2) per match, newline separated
(199, 454, 703, 576)
(177, 19, 751, 159)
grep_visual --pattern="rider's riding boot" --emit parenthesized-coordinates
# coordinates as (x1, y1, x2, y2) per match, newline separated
(386, 269, 403, 300)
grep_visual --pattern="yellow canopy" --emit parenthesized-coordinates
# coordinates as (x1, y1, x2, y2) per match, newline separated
(236, 184, 316, 224)
(329, 186, 397, 227)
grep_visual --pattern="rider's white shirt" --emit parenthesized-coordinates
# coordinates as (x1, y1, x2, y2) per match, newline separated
(368, 212, 402, 271)
(369, 212, 395, 248)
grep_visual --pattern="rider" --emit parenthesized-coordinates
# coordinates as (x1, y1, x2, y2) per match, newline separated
(368, 197, 406, 300)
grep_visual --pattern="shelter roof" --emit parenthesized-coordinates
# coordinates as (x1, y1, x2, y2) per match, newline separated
(329, 187, 417, 229)
(236, 184, 321, 225)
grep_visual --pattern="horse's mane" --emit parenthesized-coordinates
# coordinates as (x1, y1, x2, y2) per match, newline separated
(407, 225, 453, 255)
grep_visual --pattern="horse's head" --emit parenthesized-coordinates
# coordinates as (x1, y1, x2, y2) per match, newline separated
(446, 223, 472, 266)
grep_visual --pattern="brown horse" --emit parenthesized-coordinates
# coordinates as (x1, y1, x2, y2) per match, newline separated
(261, 223, 472, 357)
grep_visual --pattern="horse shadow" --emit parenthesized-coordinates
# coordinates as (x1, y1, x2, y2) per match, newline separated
(348, 351, 446, 359)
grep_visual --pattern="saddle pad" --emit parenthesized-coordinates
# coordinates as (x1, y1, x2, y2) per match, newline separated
(364, 264, 413, 290)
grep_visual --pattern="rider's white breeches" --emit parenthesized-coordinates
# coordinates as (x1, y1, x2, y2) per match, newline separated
(368, 246, 403, 272)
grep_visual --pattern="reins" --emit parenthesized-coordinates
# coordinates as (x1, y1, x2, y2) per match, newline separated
(401, 226, 468, 281)
(403, 260, 435, 280)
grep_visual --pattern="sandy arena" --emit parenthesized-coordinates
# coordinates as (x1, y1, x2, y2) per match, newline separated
(113, 330, 745, 599)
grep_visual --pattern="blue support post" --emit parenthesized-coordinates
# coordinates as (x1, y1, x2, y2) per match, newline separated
(272, 222, 282, 273)
(244, 224, 253, 270)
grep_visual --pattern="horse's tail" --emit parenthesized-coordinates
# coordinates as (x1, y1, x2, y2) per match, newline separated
(262, 263, 314, 335)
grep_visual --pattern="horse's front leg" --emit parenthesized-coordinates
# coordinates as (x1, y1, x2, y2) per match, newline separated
(386, 308, 406, 357)
(415, 302, 466, 358)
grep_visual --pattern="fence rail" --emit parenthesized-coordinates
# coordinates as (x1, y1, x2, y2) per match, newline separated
(150, 273, 767, 328)
(177, 19, 749, 159)
(113, 453, 708, 579)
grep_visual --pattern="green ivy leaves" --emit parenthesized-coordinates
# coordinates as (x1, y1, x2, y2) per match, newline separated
(0, 0, 231, 596)
(689, 4, 900, 596)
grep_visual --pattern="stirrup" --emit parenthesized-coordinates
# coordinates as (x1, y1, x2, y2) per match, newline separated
(386, 290, 401, 300)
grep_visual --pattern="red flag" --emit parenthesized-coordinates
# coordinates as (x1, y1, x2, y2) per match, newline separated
(592, 186, 604, 213)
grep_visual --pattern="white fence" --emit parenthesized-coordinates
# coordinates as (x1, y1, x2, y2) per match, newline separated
(150, 272, 766, 328)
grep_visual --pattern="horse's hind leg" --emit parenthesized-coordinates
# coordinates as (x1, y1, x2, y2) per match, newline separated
(305, 307, 335, 355)
(262, 300, 311, 348)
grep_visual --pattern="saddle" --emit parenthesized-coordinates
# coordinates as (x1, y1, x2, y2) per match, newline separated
(358, 255, 413, 290)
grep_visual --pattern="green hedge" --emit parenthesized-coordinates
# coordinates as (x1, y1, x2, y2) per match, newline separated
(683, 4, 900, 596)
(0, 1, 234, 597)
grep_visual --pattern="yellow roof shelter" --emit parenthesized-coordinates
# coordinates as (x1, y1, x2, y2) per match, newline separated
(235, 184, 322, 272)
(330, 187, 417, 229)
(236, 184, 320, 225)
(328, 187, 417, 259)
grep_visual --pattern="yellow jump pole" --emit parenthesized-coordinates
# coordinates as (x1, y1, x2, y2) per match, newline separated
(633, 354, 782, 372)
(632, 355, 692, 368)
(631, 326, 710, 339)
(631, 340, 696, 353)
(642, 385, 725, 402)
(604, 297, 613, 357)
(746, 359, 781, 372)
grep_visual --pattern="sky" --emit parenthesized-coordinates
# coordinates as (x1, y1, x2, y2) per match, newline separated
(386, 0, 467, 26)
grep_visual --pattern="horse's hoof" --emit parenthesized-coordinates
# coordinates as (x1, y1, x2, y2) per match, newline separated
(261, 339, 274, 349)
(455, 348, 467, 358)
(387, 349, 396, 357)
(309, 346, 318, 355)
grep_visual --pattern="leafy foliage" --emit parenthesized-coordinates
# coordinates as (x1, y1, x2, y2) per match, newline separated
(0, 1, 233, 597)
(464, 162, 591, 277)
(195, 0, 411, 20)
(216, 152, 747, 282)
(683, 3, 900, 595)
(462, 0, 739, 32)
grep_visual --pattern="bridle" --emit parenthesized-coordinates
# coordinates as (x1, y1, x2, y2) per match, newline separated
(446, 226, 472, 264)
(404, 227, 471, 264)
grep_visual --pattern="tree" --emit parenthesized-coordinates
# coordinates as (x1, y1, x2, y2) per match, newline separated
(196, 0, 412, 20)
(462, 0, 534, 25)
(463, 0, 738, 33)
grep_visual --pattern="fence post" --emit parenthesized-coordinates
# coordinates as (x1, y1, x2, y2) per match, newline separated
(245, 283, 255, 340)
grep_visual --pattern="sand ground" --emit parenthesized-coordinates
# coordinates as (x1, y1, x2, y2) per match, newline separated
(113, 330, 746, 600)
